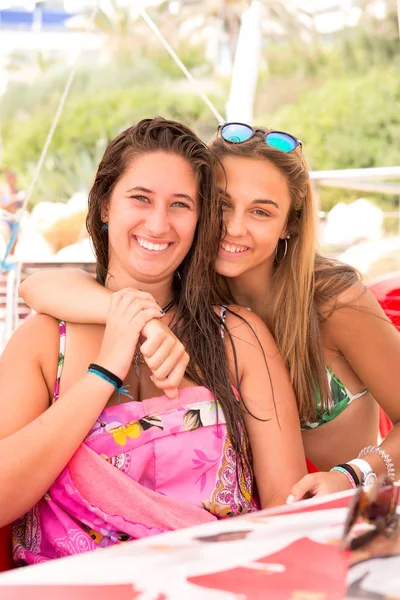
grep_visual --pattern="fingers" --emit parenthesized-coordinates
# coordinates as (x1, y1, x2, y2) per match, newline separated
(151, 352, 189, 393)
(140, 328, 166, 358)
(128, 308, 163, 330)
(141, 330, 189, 396)
(150, 376, 179, 401)
(124, 300, 163, 323)
(286, 474, 318, 504)
(111, 289, 160, 318)
(147, 349, 185, 384)
(149, 350, 189, 400)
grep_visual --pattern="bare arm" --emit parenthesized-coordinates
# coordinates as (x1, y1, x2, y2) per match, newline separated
(326, 282, 400, 477)
(225, 307, 307, 509)
(19, 269, 111, 323)
(19, 273, 190, 397)
(0, 315, 115, 526)
(289, 282, 400, 501)
(0, 295, 163, 526)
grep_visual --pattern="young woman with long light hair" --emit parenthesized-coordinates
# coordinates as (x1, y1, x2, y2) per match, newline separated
(20, 123, 400, 501)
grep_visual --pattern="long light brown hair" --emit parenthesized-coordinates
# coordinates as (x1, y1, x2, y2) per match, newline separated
(87, 117, 253, 497)
(210, 130, 359, 424)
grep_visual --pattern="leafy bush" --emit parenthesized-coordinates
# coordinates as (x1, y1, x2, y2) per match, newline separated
(264, 68, 400, 211)
(2, 85, 223, 205)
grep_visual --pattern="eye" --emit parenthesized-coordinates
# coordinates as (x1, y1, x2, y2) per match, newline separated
(252, 208, 271, 217)
(221, 200, 231, 210)
(131, 195, 150, 203)
(171, 201, 191, 209)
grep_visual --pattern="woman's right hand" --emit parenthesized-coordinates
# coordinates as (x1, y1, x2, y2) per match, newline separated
(95, 289, 163, 381)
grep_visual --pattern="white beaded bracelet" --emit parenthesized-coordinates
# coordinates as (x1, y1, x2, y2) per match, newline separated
(358, 445, 396, 481)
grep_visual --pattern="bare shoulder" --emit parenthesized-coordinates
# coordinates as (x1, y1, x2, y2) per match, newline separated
(324, 281, 385, 323)
(221, 304, 279, 361)
(1, 314, 60, 388)
(8, 313, 60, 354)
(323, 280, 396, 344)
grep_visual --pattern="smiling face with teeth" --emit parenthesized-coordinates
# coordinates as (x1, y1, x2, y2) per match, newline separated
(104, 151, 199, 289)
(215, 156, 292, 283)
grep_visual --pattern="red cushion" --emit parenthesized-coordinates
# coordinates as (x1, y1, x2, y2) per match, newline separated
(0, 525, 14, 572)
(306, 458, 319, 473)
(379, 407, 392, 439)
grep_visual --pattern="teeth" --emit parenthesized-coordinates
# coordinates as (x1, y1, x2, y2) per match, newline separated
(137, 237, 169, 251)
(221, 243, 248, 253)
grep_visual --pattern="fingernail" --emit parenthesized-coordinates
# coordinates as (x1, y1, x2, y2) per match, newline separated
(286, 494, 295, 505)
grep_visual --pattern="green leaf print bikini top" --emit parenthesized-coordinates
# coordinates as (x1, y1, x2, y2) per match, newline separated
(302, 367, 368, 430)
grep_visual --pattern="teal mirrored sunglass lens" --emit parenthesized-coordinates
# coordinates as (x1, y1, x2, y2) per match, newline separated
(221, 124, 253, 143)
(266, 132, 297, 152)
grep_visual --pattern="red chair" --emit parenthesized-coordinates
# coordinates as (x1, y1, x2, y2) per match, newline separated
(0, 524, 14, 572)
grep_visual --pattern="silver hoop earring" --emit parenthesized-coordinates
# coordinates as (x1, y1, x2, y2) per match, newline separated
(275, 235, 290, 264)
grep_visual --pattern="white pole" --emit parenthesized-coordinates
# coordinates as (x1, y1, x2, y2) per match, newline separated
(397, 0, 400, 36)
(226, 0, 263, 123)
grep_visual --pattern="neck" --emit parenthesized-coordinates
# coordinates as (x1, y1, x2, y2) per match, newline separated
(105, 266, 174, 307)
(227, 259, 275, 324)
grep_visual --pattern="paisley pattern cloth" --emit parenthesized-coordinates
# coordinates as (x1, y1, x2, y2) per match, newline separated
(13, 321, 258, 565)
(302, 366, 368, 430)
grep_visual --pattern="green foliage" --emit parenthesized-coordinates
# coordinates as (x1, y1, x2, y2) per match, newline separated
(1, 1, 399, 216)
(262, 2, 400, 80)
(1, 85, 223, 205)
(262, 68, 400, 211)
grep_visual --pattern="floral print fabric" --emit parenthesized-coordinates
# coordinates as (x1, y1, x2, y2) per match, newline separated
(13, 321, 258, 565)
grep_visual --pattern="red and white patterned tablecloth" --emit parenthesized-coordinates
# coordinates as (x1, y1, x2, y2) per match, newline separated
(1, 489, 399, 599)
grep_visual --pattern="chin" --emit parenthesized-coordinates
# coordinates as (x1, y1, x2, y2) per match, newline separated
(215, 261, 245, 279)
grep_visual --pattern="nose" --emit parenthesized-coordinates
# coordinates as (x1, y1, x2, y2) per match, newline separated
(145, 206, 171, 237)
(224, 209, 247, 238)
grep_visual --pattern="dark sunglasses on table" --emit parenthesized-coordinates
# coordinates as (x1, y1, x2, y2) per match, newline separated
(218, 122, 302, 153)
(341, 476, 399, 551)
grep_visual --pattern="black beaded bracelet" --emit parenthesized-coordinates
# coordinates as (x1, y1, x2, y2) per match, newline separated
(88, 363, 123, 389)
(337, 463, 360, 487)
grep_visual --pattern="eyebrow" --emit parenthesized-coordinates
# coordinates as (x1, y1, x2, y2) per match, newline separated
(126, 186, 195, 204)
(218, 188, 279, 210)
(253, 199, 279, 209)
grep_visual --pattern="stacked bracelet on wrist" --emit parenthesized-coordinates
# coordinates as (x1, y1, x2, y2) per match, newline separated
(88, 363, 133, 404)
(358, 445, 396, 481)
(337, 463, 360, 486)
(331, 465, 358, 489)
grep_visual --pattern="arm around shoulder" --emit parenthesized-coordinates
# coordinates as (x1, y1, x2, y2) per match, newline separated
(19, 268, 111, 323)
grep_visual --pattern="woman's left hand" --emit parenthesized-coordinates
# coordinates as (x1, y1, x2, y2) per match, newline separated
(286, 470, 353, 504)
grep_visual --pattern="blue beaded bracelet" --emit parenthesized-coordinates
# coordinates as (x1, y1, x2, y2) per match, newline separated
(88, 363, 133, 403)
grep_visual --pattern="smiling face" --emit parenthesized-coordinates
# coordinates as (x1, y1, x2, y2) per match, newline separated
(105, 151, 198, 285)
(215, 155, 292, 280)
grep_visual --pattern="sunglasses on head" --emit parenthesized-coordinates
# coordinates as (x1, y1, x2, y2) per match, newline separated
(218, 122, 302, 153)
